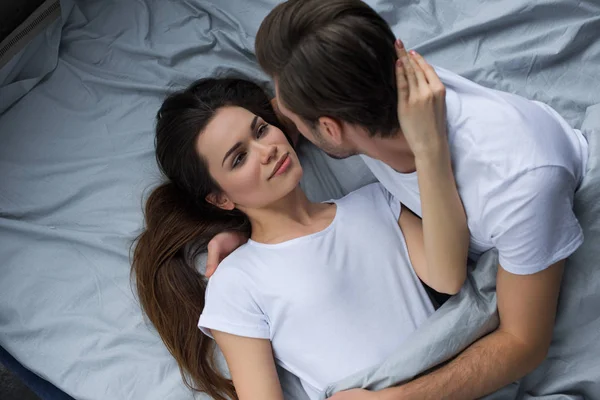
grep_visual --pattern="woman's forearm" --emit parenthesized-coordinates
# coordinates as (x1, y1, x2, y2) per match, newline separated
(414, 142, 469, 294)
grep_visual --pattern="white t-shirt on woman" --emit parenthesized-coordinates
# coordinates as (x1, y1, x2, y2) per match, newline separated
(199, 183, 434, 399)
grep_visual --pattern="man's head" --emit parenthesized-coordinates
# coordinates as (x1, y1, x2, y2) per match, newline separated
(255, 0, 399, 158)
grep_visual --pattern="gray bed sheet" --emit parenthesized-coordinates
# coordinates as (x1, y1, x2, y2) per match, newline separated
(0, 0, 599, 399)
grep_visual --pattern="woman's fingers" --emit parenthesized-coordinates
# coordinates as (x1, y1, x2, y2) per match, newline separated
(395, 40, 417, 93)
(396, 59, 409, 104)
(408, 51, 433, 82)
(395, 40, 409, 105)
(410, 51, 445, 96)
(395, 39, 409, 63)
(408, 50, 428, 90)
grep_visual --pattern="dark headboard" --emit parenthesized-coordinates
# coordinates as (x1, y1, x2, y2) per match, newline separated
(0, 0, 46, 42)
(0, 0, 60, 68)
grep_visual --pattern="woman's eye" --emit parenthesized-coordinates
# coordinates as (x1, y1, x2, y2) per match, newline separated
(232, 152, 246, 168)
(256, 123, 269, 138)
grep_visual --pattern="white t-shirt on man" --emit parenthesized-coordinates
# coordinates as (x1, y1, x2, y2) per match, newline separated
(361, 66, 588, 275)
(199, 183, 434, 399)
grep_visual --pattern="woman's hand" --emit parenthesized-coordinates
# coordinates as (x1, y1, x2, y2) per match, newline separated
(205, 231, 249, 277)
(394, 39, 447, 157)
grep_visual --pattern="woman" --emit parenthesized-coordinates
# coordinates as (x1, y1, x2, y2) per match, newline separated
(132, 53, 468, 400)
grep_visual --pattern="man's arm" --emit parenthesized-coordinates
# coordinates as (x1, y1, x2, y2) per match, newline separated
(205, 231, 249, 277)
(378, 157, 579, 399)
(378, 260, 564, 400)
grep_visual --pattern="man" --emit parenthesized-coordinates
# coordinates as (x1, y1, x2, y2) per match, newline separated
(208, 0, 589, 399)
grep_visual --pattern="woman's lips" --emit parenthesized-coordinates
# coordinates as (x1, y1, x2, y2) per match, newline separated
(269, 153, 291, 179)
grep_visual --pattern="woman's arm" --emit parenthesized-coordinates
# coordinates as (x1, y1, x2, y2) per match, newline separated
(213, 330, 284, 400)
(395, 41, 469, 295)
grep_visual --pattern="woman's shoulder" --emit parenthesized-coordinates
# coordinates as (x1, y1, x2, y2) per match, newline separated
(333, 182, 401, 224)
(215, 243, 257, 272)
(334, 182, 391, 207)
(207, 246, 259, 290)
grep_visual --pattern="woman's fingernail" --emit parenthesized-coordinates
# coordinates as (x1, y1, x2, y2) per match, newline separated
(409, 50, 417, 55)
(396, 59, 403, 67)
(396, 39, 403, 48)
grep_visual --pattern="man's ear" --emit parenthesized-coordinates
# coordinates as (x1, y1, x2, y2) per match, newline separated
(318, 116, 344, 146)
(205, 192, 235, 211)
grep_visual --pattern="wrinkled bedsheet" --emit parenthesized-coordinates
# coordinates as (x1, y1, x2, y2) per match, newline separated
(1, 0, 599, 399)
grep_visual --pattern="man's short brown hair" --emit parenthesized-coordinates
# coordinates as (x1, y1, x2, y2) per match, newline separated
(256, 0, 399, 138)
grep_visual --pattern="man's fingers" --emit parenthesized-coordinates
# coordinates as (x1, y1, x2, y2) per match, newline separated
(205, 260, 218, 278)
(205, 242, 220, 278)
(205, 261, 216, 278)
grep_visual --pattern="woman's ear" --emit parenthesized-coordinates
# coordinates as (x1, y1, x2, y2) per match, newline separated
(318, 116, 344, 146)
(205, 192, 235, 211)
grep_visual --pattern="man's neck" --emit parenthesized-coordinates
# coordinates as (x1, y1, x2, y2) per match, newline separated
(356, 130, 416, 173)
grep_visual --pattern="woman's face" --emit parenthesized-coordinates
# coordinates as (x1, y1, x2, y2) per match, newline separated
(197, 106, 302, 211)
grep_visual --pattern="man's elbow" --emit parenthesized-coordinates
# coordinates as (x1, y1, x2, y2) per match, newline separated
(525, 340, 552, 373)
(507, 332, 552, 375)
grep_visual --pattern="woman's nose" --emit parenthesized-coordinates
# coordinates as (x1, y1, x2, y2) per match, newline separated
(259, 143, 278, 164)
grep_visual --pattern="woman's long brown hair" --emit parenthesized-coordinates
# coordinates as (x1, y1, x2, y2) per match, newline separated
(132, 78, 283, 400)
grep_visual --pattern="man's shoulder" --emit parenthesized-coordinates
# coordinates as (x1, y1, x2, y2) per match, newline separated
(444, 77, 582, 172)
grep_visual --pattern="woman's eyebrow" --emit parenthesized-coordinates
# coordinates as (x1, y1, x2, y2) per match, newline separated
(250, 115, 259, 131)
(221, 115, 259, 166)
(222, 142, 242, 166)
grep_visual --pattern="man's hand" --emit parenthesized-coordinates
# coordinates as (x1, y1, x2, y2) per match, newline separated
(205, 231, 249, 278)
(376, 261, 564, 400)
(329, 389, 381, 400)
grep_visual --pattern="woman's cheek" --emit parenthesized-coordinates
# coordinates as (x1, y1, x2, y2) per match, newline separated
(230, 161, 263, 198)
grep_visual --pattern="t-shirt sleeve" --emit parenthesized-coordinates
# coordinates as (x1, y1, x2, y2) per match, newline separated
(483, 166, 583, 275)
(361, 182, 402, 221)
(198, 266, 270, 340)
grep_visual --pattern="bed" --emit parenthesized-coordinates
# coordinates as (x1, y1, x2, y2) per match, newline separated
(1, 0, 599, 399)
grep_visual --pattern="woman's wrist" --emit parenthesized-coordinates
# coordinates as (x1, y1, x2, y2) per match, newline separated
(412, 137, 451, 166)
